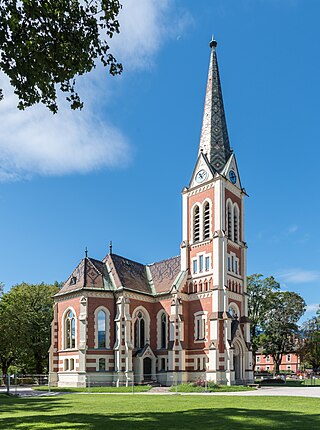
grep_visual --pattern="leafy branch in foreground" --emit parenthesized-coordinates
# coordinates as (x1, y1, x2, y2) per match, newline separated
(0, 0, 123, 113)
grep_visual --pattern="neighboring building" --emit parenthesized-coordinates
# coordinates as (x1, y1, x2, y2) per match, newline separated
(255, 350, 301, 373)
(49, 38, 253, 387)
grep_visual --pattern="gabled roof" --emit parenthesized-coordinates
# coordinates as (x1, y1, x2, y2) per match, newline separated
(57, 253, 182, 297)
(106, 253, 151, 294)
(148, 256, 181, 294)
(56, 257, 110, 296)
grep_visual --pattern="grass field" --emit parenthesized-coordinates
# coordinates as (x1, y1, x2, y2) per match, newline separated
(1, 394, 320, 429)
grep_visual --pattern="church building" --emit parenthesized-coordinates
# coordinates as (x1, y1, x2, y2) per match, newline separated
(49, 38, 253, 387)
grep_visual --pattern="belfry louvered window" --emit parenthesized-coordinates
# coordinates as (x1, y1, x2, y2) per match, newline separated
(234, 205, 239, 243)
(203, 202, 210, 239)
(226, 202, 232, 239)
(193, 205, 200, 242)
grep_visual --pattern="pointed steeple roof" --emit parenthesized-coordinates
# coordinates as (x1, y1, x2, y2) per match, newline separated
(199, 37, 232, 173)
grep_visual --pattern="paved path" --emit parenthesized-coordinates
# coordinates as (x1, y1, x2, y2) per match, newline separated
(0, 387, 61, 397)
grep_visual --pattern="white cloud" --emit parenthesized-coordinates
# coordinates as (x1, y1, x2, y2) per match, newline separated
(278, 269, 320, 284)
(110, 0, 193, 70)
(0, 0, 191, 181)
(306, 303, 319, 313)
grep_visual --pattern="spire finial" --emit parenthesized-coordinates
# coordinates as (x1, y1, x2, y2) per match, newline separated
(209, 34, 217, 49)
(109, 241, 113, 254)
(85, 247, 88, 258)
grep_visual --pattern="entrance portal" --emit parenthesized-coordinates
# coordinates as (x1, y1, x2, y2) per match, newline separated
(233, 340, 243, 382)
(143, 357, 152, 380)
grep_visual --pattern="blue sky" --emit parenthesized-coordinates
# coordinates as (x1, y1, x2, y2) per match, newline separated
(0, 0, 319, 319)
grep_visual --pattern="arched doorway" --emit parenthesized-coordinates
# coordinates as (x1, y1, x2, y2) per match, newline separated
(233, 340, 243, 383)
(143, 357, 152, 381)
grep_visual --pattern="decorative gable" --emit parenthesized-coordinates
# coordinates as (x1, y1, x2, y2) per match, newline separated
(189, 152, 215, 189)
(221, 153, 242, 189)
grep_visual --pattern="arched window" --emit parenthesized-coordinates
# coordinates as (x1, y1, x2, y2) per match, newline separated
(65, 310, 75, 349)
(193, 205, 200, 242)
(135, 311, 146, 348)
(160, 313, 167, 349)
(228, 304, 239, 320)
(226, 201, 233, 239)
(203, 202, 210, 240)
(99, 358, 106, 371)
(98, 310, 106, 348)
(234, 204, 239, 243)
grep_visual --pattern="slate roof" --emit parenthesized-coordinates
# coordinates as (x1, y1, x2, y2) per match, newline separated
(149, 256, 181, 294)
(198, 38, 232, 173)
(106, 253, 151, 294)
(57, 253, 181, 297)
(56, 257, 109, 296)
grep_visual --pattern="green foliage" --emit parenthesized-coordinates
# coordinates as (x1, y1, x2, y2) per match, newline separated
(0, 282, 59, 375)
(0, 1, 122, 113)
(299, 310, 320, 372)
(262, 291, 305, 375)
(248, 274, 305, 374)
(247, 274, 280, 360)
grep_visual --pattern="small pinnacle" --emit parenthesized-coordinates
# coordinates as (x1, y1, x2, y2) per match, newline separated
(109, 240, 113, 254)
(85, 247, 88, 258)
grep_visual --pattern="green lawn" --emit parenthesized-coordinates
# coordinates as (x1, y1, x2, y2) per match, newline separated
(1, 394, 320, 429)
(169, 383, 255, 392)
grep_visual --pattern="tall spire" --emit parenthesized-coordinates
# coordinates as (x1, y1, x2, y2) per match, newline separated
(199, 36, 231, 173)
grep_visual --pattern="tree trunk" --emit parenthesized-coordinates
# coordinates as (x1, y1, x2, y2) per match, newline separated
(273, 354, 282, 376)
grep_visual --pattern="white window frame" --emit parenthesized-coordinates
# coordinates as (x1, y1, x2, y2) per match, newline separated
(191, 199, 212, 244)
(194, 311, 207, 342)
(61, 307, 77, 351)
(192, 258, 198, 274)
(132, 306, 150, 348)
(227, 252, 240, 276)
(94, 306, 111, 349)
(157, 310, 168, 349)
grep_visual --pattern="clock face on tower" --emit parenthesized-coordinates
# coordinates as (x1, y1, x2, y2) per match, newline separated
(229, 170, 237, 184)
(195, 169, 208, 183)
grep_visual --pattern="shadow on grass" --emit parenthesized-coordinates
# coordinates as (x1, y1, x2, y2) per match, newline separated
(0, 396, 319, 430)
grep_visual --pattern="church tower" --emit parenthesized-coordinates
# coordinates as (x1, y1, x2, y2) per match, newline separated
(180, 38, 253, 384)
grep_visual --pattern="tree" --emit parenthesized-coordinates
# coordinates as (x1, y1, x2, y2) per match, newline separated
(247, 274, 280, 367)
(0, 1, 123, 113)
(0, 282, 59, 375)
(299, 307, 320, 373)
(262, 291, 305, 375)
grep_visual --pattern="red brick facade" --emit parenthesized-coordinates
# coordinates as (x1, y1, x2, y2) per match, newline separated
(49, 39, 254, 387)
(255, 352, 301, 373)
